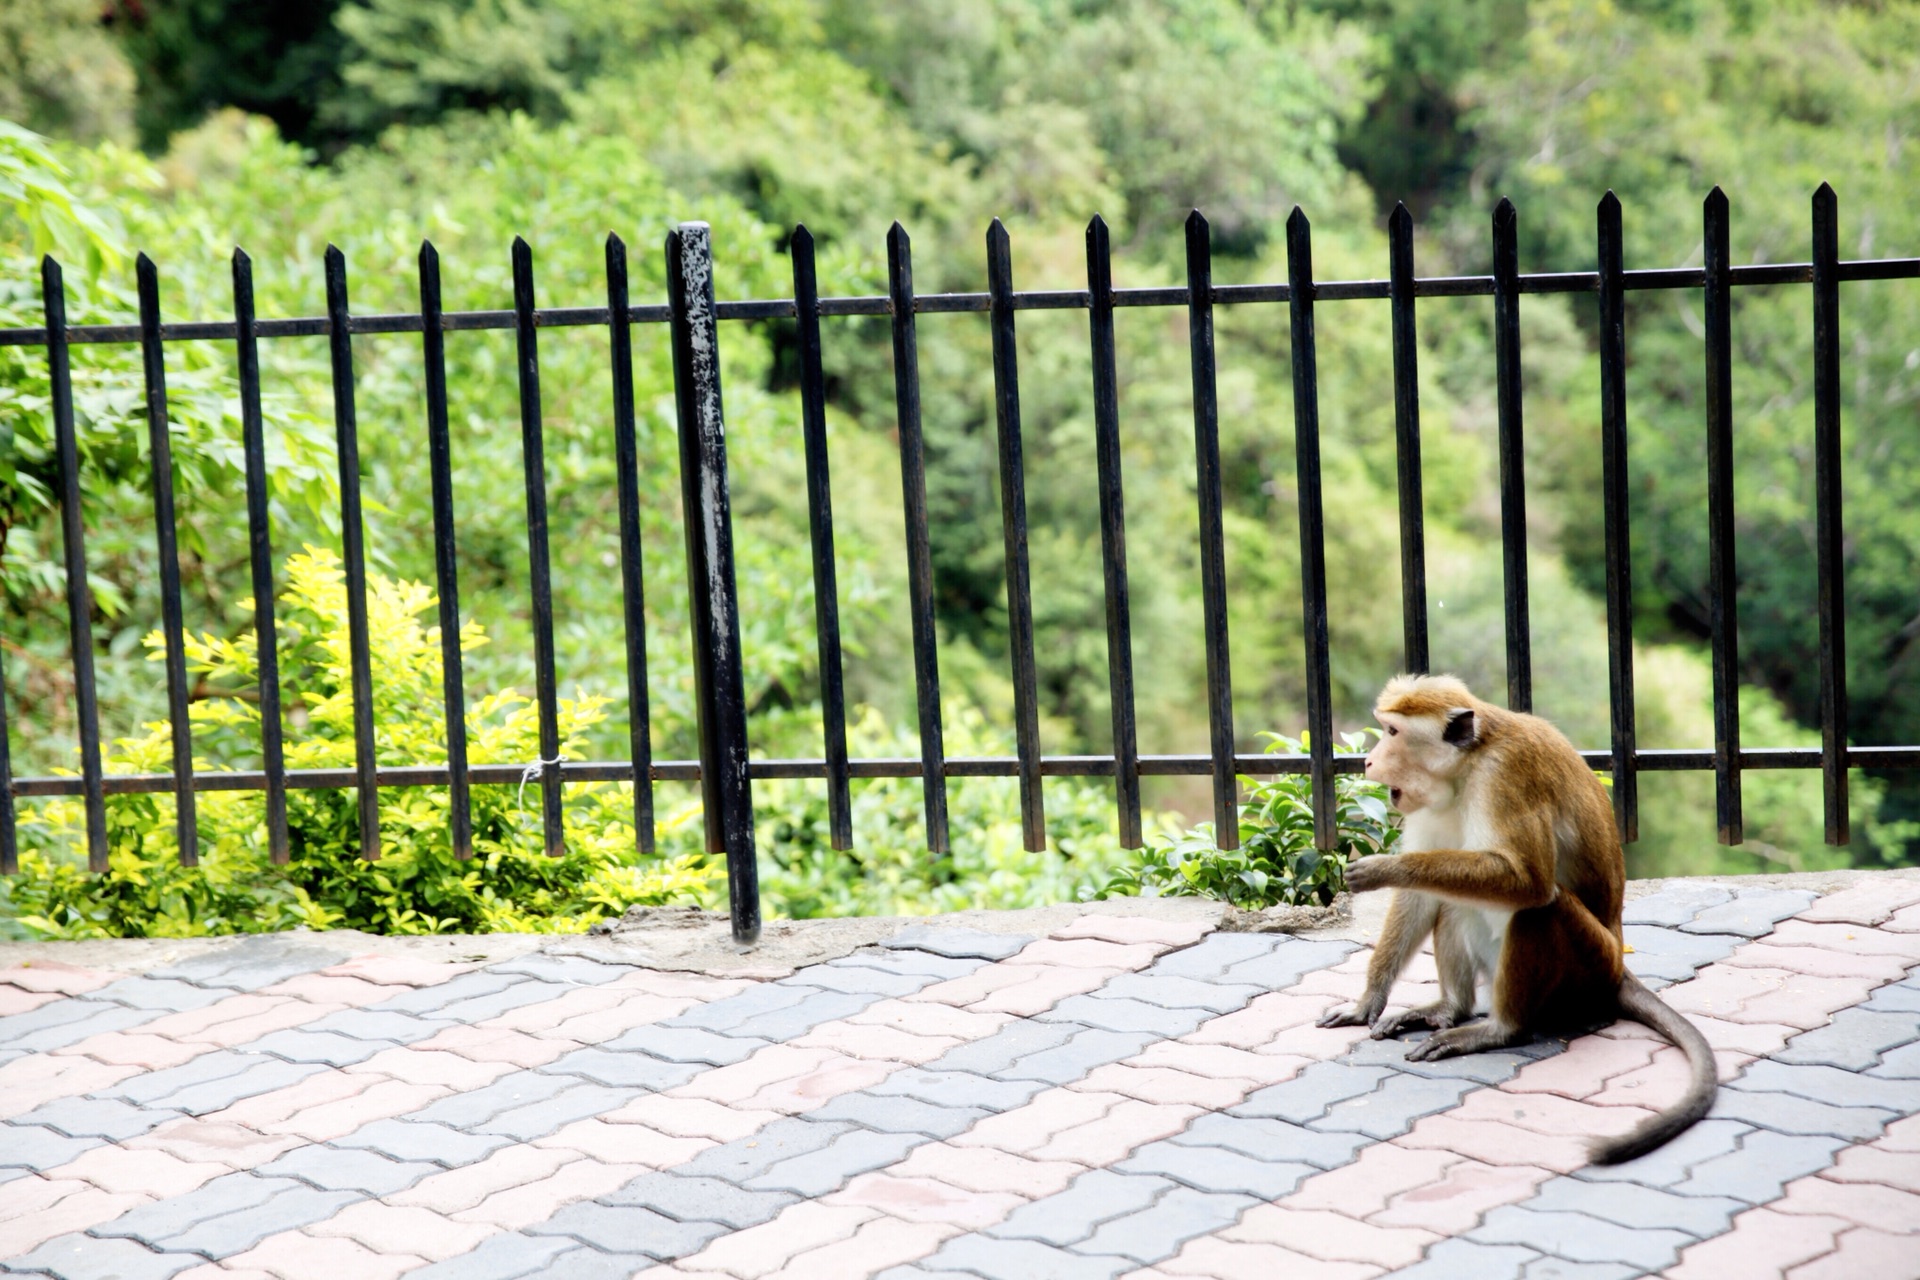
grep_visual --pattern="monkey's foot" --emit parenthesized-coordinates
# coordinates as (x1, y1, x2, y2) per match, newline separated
(1316, 994, 1386, 1029)
(1404, 1020, 1525, 1061)
(1370, 1003, 1470, 1040)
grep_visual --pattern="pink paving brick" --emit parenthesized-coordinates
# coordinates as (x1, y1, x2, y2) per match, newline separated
(767, 1215, 961, 1280)
(1772, 1172, 1920, 1234)
(260, 1077, 450, 1141)
(57, 1030, 203, 1071)
(344, 1045, 516, 1091)
(887, 1143, 1086, 1197)
(675, 1201, 880, 1276)
(0, 1177, 93, 1224)
(1287, 967, 1372, 1001)
(1664, 1207, 1851, 1280)
(1600, 1009, 1799, 1058)
(1051, 914, 1212, 947)
(164, 998, 339, 1050)
(1823, 1143, 1920, 1195)
(1259, 1020, 1373, 1060)
(1881, 1114, 1920, 1150)
(1585, 1045, 1749, 1109)
(0, 1186, 151, 1256)
(952, 1087, 1122, 1155)
(670, 1044, 839, 1104)
(318, 954, 476, 986)
(208, 1067, 385, 1131)
(124, 1118, 305, 1169)
(825, 1173, 1025, 1229)
(1396, 1113, 1592, 1173)
(1015, 937, 1167, 969)
(0, 961, 116, 996)
(1881, 901, 1920, 932)
(0, 1054, 140, 1120)
(1439, 1087, 1655, 1141)
(135, 992, 294, 1038)
(743, 1054, 900, 1113)
(257, 972, 392, 1006)
(1796, 880, 1920, 926)
(0, 986, 58, 1017)
(1148, 1235, 1385, 1280)
(1767, 916, 1920, 959)
(1223, 1205, 1440, 1268)
(484, 981, 692, 1039)
(602, 1094, 784, 1142)
(1068, 1062, 1254, 1109)
(1500, 1033, 1660, 1100)
(787, 1018, 959, 1065)
(449, 1158, 647, 1229)
(1657, 964, 1876, 1029)
(1184, 991, 1338, 1048)
(1029, 1098, 1204, 1165)
(845, 997, 1013, 1041)
(969, 965, 1128, 1016)
(1722, 941, 1911, 982)
(1370, 1157, 1555, 1234)
(49, 1145, 229, 1197)
(307, 1200, 500, 1260)
(532, 1117, 715, 1167)
(1128, 1040, 1311, 1087)
(408, 1023, 577, 1068)
(224, 1231, 426, 1280)
(1787, 1226, 1920, 1280)
(1281, 1144, 1464, 1218)
(390, 1147, 579, 1214)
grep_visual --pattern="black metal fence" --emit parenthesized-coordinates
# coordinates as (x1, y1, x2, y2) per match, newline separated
(3, 186, 1913, 944)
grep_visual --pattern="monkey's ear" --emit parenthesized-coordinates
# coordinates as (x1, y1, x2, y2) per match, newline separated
(1442, 708, 1477, 748)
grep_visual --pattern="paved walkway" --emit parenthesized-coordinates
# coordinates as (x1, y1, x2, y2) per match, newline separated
(2, 879, 1919, 1280)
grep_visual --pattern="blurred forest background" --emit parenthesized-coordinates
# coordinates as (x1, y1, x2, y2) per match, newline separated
(4, 0, 1920, 925)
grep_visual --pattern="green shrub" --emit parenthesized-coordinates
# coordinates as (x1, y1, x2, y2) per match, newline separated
(1098, 730, 1398, 909)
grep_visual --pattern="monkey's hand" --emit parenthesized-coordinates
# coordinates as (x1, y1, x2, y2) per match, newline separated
(1316, 992, 1387, 1029)
(1343, 855, 1397, 895)
(1370, 1002, 1463, 1040)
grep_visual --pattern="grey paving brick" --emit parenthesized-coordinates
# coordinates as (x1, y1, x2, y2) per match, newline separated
(873, 1267, 967, 1280)
(782, 963, 931, 998)
(254, 1145, 436, 1195)
(715, 989, 881, 1041)
(1862, 978, 1920, 1013)
(602, 1024, 770, 1065)
(403, 1230, 575, 1280)
(1622, 925, 1743, 983)
(426, 979, 573, 1025)
(0, 996, 112, 1038)
(599, 1173, 797, 1229)
(370, 970, 528, 1015)
(1115, 1140, 1315, 1198)
(1573, 1119, 1752, 1190)
(1707, 1088, 1891, 1141)
(476, 1082, 631, 1141)
(1032, 995, 1208, 1037)
(243, 1028, 393, 1066)
(808, 1090, 987, 1139)
(1526, 1176, 1743, 1236)
(148, 1057, 329, 1116)
(525, 1200, 728, 1258)
(412, 1071, 580, 1128)
(1232, 1062, 1392, 1124)
(1870, 1039, 1920, 1077)
(1471, 1205, 1691, 1271)
(487, 954, 630, 986)
(1389, 1237, 1539, 1280)
(91, 978, 226, 1014)
(677, 1118, 851, 1183)
(1341, 1032, 1559, 1084)
(1622, 885, 1733, 928)
(1519, 1259, 1644, 1280)
(148, 936, 347, 991)
(331, 1118, 513, 1167)
(1671, 1127, 1848, 1202)
(1170, 1112, 1370, 1169)
(0, 1123, 98, 1170)
(102, 1050, 253, 1106)
(988, 1170, 1167, 1247)
(659, 982, 814, 1033)
(1310, 1070, 1476, 1139)
(881, 925, 1033, 961)
(744, 1128, 920, 1196)
(868, 1066, 1048, 1112)
(1217, 938, 1361, 989)
(7, 1002, 155, 1054)
(93, 1173, 300, 1244)
(23, 1097, 179, 1141)
(920, 1234, 1135, 1279)
(6, 1232, 200, 1280)
(540, 1247, 660, 1280)
(537, 1047, 702, 1091)
(1731, 1057, 1920, 1113)
(1678, 888, 1817, 938)
(155, 1184, 360, 1255)
(300, 1009, 440, 1044)
(1002, 1027, 1157, 1085)
(931, 1018, 1081, 1074)
(834, 948, 983, 981)
(1091, 973, 1261, 1013)
(1142, 933, 1282, 979)
(1072, 1186, 1256, 1263)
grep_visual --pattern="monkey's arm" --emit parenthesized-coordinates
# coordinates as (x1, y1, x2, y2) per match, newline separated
(1318, 889, 1436, 1029)
(1346, 839, 1557, 911)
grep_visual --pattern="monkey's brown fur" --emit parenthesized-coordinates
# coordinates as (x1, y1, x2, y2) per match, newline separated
(1321, 674, 1717, 1165)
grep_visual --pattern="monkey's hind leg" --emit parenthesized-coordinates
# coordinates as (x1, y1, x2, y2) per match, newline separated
(1371, 906, 1480, 1040)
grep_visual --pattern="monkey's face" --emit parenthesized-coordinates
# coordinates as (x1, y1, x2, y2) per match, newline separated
(1365, 710, 1470, 813)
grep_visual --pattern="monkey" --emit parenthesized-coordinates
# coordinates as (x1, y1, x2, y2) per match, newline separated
(1317, 673, 1716, 1166)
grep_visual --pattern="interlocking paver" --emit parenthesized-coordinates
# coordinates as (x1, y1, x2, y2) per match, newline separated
(0, 1122, 98, 1170)
(1709, 1083, 1893, 1139)
(1469, 1204, 1693, 1270)
(1126, 933, 1277, 979)
(21, 1096, 179, 1142)
(1311, 1070, 1477, 1139)
(525, 1198, 730, 1257)
(152, 1182, 361, 1254)
(6, 1232, 202, 1280)
(1784, 1225, 1920, 1280)
(1524, 1175, 1743, 1235)
(530, 1046, 699, 1090)
(1679, 888, 1818, 937)
(673, 1200, 879, 1275)
(602, 1172, 798, 1229)
(677, 1118, 852, 1184)
(827, 1174, 1022, 1230)
(1071, 1186, 1255, 1263)
(1385, 1236, 1539, 1280)
(985, 1169, 1168, 1246)
(882, 925, 1034, 961)
(604, 1024, 772, 1065)
(1796, 880, 1920, 925)
(1663, 1206, 1852, 1280)
(787, 963, 938, 998)
(867, 1065, 1048, 1112)
(1731, 1056, 1920, 1111)
(746, 1128, 922, 1196)
(916, 1233, 1136, 1279)
(1223, 1204, 1439, 1268)
(253, 1144, 436, 1195)
(308, 1199, 500, 1258)
(330, 1118, 514, 1167)
(1033, 996, 1210, 1038)
(1670, 1127, 1851, 1202)
(1622, 884, 1733, 926)
(1371, 1157, 1555, 1235)
(809, 1089, 988, 1139)
(1232, 1061, 1393, 1123)
(836, 949, 985, 983)
(49, 1145, 227, 1197)
(475, 1081, 630, 1140)
(488, 955, 631, 986)
(1091, 973, 1261, 1013)
(1003, 1028, 1157, 1085)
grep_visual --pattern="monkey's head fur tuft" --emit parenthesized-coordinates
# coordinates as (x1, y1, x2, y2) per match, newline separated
(1367, 674, 1484, 814)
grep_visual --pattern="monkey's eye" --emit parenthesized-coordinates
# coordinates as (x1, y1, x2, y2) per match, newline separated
(1386, 725, 1398, 736)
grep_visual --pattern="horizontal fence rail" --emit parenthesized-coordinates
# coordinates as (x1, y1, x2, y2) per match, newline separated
(0, 186, 1890, 941)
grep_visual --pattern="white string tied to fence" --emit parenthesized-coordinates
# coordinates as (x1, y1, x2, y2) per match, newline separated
(516, 753, 568, 818)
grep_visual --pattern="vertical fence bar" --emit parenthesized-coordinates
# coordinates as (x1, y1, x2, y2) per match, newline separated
(510, 238, 566, 856)
(1491, 199, 1532, 712)
(136, 255, 198, 866)
(1702, 187, 1744, 845)
(1387, 204, 1429, 675)
(1811, 183, 1849, 845)
(232, 250, 289, 864)
(1287, 210, 1336, 852)
(885, 223, 950, 854)
(41, 258, 106, 871)
(324, 246, 381, 860)
(790, 226, 853, 851)
(986, 220, 1047, 852)
(605, 234, 655, 854)
(1086, 215, 1142, 849)
(1596, 194, 1640, 842)
(1184, 210, 1239, 848)
(667, 222, 760, 945)
(0, 640, 11, 874)
(419, 242, 473, 860)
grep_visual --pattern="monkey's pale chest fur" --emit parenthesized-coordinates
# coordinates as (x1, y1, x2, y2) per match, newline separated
(1399, 794, 1511, 978)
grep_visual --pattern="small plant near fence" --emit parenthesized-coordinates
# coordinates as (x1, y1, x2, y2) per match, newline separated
(1098, 732, 1397, 909)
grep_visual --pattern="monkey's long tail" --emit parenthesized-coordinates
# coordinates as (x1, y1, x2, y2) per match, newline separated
(1587, 973, 1718, 1166)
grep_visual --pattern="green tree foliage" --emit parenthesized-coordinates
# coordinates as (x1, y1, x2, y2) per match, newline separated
(0, 0, 136, 144)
